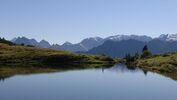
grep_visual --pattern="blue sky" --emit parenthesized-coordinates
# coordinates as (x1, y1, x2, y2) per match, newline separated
(0, 0, 177, 44)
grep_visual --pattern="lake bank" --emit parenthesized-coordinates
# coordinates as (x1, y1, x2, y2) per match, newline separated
(0, 43, 116, 67)
(126, 52, 177, 80)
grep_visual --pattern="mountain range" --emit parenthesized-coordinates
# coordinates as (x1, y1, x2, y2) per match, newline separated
(12, 37, 51, 48)
(11, 34, 153, 51)
(11, 34, 177, 57)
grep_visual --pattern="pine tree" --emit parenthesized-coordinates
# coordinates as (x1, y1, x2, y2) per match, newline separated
(141, 45, 152, 58)
(142, 45, 148, 52)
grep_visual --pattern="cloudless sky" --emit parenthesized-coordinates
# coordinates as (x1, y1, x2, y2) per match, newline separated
(0, 0, 177, 44)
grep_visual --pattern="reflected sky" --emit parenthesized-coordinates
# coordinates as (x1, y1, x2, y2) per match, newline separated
(0, 64, 177, 100)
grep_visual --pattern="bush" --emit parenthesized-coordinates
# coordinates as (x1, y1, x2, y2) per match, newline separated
(141, 50, 152, 58)
(100, 56, 114, 61)
(162, 54, 169, 57)
(125, 54, 136, 63)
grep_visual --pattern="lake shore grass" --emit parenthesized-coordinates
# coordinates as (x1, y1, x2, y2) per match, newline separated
(126, 52, 177, 80)
(0, 43, 116, 67)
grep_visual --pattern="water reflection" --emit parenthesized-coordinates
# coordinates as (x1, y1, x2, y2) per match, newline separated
(107, 64, 148, 76)
(0, 64, 113, 81)
(0, 64, 177, 82)
(108, 64, 141, 73)
(0, 77, 5, 82)
(1, 64, 177, 100)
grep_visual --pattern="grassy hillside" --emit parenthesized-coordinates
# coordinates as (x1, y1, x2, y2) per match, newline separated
(133, 52, 177, 80)
(0, 43, 115, 67)
(0, 38, 15, 45)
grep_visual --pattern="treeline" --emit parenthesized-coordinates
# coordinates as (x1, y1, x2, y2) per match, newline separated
(125, 45, 152, 63)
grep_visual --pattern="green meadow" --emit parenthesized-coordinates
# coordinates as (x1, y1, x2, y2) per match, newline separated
(0, 43, 115, 67)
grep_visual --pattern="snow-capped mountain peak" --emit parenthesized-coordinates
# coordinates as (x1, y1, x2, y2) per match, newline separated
(105, 34, 152, 42)
(158, 34, 177, 41)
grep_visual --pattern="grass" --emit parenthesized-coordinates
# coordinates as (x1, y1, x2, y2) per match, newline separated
(131, 52, 177, 80)
(0, 43, 115, 67)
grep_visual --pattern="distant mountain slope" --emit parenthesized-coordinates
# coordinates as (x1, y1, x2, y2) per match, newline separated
(87, 40, 145, 57)
(87, 39, 177, 57)
(147, 39, 177, 54)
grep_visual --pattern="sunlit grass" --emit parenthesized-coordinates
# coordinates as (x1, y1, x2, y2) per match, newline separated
(0, 43, 115, 67)
(133, 52, 177, 80)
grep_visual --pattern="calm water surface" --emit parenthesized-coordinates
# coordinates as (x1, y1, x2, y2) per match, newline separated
(0, 64, 177, 100)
